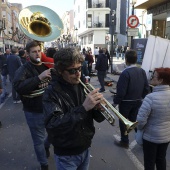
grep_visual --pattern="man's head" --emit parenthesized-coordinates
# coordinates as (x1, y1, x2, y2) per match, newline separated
(53, 48, 84, 84)
(125, 49, 137, 65)
(26, 41, 41, 64)
(46, 47, 57, 58)
(19, 50, 26, 58)
(5, 48, 10, 54)
(11, 47, 18, 54)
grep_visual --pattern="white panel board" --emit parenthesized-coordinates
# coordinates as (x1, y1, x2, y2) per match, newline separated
(150, 36, 169, 70)
(162, 42, 170, 67)
(141, 35, 156, 79)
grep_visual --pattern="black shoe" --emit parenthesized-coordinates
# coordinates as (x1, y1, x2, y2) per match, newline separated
(0, 121, 2, 128)
(41, 164, 48, 170)
(45, 147, 50, 158)
(99, 89, 105, 93)
(114, 140, 129, 149)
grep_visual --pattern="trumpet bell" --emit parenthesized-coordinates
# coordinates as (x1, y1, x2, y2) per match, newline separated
(19, 5, 63, 42)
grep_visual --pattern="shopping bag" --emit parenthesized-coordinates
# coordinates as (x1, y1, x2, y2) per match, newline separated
(135, 129, 144, 145)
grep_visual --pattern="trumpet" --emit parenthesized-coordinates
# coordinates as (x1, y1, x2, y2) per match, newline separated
(79, 80, 138, 135)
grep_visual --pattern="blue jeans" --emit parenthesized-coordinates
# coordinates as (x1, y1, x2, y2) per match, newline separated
(1, 75, 7, 99)
(24, 111, 48, 166)
(10, 76, 20, 101)
(54, 149, 90, 170)
(119, 101, 142, 144)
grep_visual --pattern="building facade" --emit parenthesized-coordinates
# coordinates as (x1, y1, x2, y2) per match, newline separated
(73, 0, 129, 54)
(135, 0, 170, 39)
(0, 0, 26, 52)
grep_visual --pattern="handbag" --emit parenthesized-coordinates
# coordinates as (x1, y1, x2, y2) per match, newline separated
(135, 129, 144, 145)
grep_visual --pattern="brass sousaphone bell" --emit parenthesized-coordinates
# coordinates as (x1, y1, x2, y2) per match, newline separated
(19, 5, 64, 42)
(18, 5, 63, 98)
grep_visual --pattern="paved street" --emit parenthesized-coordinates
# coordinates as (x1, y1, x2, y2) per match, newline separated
(0, 58, 170, 170)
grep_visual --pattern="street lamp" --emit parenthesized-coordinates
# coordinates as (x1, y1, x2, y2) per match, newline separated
(130, 0, 137, 49)
(110, 9, 116, 73)
(75, 27, 78, 44)
(131, 0, 137, 15)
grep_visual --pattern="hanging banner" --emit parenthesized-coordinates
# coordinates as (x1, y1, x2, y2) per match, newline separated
(132, 38, 147, 65)
(145, 14, 153, 31)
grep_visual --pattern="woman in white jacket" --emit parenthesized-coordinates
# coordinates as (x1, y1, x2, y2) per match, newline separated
(137, 67, 170, 170)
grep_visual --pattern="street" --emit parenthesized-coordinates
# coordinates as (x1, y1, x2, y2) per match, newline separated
(0, 60, 170, 170)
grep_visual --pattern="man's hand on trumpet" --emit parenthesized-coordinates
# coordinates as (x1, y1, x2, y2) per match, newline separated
(83, 88, 103, 111)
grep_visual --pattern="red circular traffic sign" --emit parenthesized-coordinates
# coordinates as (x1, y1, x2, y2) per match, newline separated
(127, 15, 139, 28)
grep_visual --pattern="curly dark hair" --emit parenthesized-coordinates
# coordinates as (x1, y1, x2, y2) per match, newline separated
(53, 48, 84, 74)
(154, 67, 170, 85)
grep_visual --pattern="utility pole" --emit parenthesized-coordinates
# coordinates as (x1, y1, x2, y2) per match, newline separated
(110, 9, 116, 73)
(130, 0, 137, 49)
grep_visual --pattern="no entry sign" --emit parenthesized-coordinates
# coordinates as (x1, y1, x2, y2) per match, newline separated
(127, 15, 139, 28)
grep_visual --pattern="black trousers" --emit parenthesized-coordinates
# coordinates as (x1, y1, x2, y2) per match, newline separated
(143, 139, 169, 170)
(119, 101, 142, 143)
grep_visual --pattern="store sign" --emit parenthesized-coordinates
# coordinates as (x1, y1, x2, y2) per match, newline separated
(146, 14, 152, 31)
(127, 28, 139, 36)
(132, 38, 148, 64)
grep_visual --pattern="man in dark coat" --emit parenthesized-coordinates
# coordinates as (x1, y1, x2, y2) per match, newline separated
(95, 49, 108, 92)
(113, 49, 149, 149)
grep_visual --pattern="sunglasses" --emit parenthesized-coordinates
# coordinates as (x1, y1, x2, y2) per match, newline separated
(65, 66, 82, 74)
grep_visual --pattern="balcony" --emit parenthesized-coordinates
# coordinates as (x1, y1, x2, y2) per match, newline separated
(87, 2, 107, 8)
(93, 22, 103, 28)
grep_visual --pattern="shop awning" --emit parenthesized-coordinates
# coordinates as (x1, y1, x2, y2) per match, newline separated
(135, 0, 168, 9)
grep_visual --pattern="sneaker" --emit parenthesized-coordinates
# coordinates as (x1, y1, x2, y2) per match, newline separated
(114, 140, 129, 149)
(41, 164, 48, 170)
(16, 100, 22, 104)
(45, 147, 50, 158)
(13, 101, 17, 104)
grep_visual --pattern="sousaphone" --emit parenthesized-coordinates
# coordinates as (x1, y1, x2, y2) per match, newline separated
(19, 5, 63, 42)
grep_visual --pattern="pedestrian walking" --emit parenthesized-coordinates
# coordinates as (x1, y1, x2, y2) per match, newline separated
(104, 48, 111, 71)
(137, 67, 170, 170)
(7, 47, 22, 103)
(121, 46, 125, 60)
(19, 49, 27, 64)
(43, 47, 105, 170)
(94, 46, 99, 63)
(117, 46, 122, 59)
(95, 49, 108, 92)
(1, 49, 10, 102)
(13, 41, 51, 170)
(113, 49, 149, 149)
(85, 50, 94, 76)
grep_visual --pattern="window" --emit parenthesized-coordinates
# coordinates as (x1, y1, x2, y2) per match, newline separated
(87, 14, 92, 28)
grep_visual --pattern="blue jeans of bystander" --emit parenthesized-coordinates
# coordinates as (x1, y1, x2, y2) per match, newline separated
(24, 111, 48, 166)
(54, 149, 90, 170)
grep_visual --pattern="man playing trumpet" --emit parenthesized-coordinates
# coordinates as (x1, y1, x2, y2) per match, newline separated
(43, 47, 105, 170)
(13, 41, 51, 170)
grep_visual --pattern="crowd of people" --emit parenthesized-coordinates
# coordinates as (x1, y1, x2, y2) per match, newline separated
(0, 42, 170, 170)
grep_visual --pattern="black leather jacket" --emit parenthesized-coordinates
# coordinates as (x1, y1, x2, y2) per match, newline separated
(13, 62, 47, 113)
(43, 77, 105, 155)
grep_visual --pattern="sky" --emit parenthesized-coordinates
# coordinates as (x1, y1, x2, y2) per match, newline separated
(8, 0, 74, 18)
